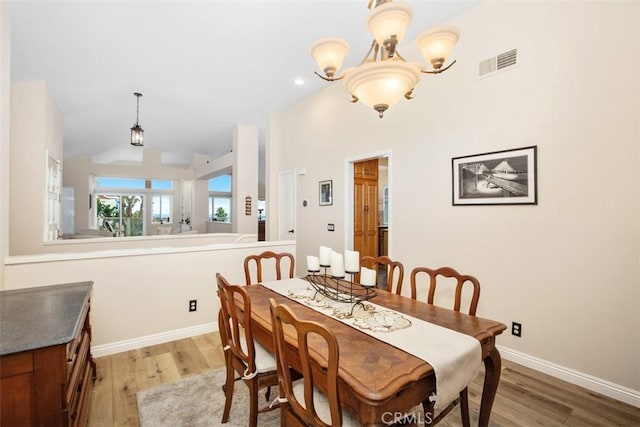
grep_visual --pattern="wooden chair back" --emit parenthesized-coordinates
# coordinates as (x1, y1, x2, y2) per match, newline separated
(269, 299, 342, 427)
(360, 255, 405, 295)
(217, 273, 257, 375)
(217, 274, 279, 427)
(410, 266, 480, 316)
(244, 251, 295, 285)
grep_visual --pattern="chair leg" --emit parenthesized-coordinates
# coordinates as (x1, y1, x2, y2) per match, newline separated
(248, 379, 259, 427)
(221, 361, 235, 423)
(460, 388, 471, 427)
(422, 399, 435, 426)
(265, 385, 271, 402)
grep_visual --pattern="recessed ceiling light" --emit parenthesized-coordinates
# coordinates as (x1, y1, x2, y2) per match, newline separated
(294, 78, 304, 86)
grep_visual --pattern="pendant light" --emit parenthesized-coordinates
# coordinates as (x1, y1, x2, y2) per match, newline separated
(130, 92, 144, 146)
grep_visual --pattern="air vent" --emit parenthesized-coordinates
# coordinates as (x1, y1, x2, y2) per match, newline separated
(477, 49, 518, 79)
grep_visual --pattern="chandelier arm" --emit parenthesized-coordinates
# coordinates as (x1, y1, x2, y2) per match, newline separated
(314, 71, 345, 82)
(394, 50, 408, 62)
(420, 60, 457, 75)
(404, 88, 415, 100)
(357, 39, 379, 65)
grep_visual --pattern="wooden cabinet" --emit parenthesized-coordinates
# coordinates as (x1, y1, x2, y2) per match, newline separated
(354, 159, 379, 258)
(0, 283, 95, 427)
(354, 159, 378, 180)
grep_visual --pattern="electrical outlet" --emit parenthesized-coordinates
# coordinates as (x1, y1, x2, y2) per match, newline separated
(512, 321, 522, 337)
(189, 299, 197, 312)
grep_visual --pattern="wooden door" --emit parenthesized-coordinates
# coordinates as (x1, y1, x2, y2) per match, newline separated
(354, 159, 378, 258)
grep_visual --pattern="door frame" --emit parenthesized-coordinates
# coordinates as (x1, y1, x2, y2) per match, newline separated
(344, 150, 392, 252)
(278, 169, 297, 241)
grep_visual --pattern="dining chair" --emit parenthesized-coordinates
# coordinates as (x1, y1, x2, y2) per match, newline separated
(409, 266, 480, 315)
(360, 255, 405, 295)
(410, 266, 481, 427)
(268, 299, 360, 427)
(243, 251, 295, 285)
(216, 273, 280, 427)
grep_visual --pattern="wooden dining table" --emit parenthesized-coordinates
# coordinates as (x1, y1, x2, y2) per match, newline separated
(245, 279, 506, 427)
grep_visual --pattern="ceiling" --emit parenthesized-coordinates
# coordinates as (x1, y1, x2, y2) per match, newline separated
(8, 0, 479, 164)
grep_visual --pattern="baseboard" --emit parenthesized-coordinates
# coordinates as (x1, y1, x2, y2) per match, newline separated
(498, 345, 640, 408)
(91, 322, 217, 358)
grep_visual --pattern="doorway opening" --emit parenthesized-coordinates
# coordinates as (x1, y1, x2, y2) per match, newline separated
(346, 152, 390, 259)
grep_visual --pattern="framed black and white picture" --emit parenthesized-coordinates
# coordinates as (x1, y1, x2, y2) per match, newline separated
(452, 146, 537, 205)
(319, 180, 333, 206)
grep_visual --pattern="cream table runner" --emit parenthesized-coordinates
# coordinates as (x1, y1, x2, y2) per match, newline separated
(261, 278, 481, 410)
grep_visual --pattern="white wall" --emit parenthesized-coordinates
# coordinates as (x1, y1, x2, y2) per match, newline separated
(10, 81, 63, 256)
(232, 125, 259, 234)
(0, 0, 10, 289)
(4, 241, 295, 354)
(269, 0, 639, 397)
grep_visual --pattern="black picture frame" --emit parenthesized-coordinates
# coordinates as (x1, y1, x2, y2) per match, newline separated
(452, 146, 537, 205)
(319, 180, 333, 206)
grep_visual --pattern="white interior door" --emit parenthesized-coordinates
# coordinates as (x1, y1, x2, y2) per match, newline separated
(45, 153, 61, 240)
(279, 170, 296, 241)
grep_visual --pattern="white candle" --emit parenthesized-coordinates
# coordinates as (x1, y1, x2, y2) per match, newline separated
(330, 251, 345, 278)
(319, 246, 332, 266)
(307, 255, 320, 272)
(360, 267, 377, 287)
(344, 250, 360, 273)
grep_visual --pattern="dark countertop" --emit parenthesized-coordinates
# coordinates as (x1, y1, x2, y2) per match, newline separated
(0, 281, 93, 356)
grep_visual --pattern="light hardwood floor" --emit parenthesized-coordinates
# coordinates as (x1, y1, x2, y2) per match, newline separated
(87, 333, 639, 426)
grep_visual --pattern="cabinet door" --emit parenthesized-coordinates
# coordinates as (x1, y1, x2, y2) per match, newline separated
(354, 178, 378, 258)
(354, 179, 366, 254)
(1, 352, 35, 427)
(1, 372, 34, 426)
(354, 159, 378, 180)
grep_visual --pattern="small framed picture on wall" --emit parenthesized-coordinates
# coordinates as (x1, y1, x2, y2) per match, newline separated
(319, 180, 333, 206)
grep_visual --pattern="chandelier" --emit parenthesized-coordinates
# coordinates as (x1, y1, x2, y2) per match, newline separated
(130, 92, 144, 146)
(311, 0, 459, 118)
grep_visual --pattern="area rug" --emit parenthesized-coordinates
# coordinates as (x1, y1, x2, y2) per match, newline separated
(136, 368, 279, 427)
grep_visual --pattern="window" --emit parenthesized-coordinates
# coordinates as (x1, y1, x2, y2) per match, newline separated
(152, 195, 172, 224)
(209, 175, 231, 192)
(151, 179, 173, 190)
(209, 175, 232, 223)
(96, 177, 178, 235)
(96, 194, 144, 237)
(150, 180, 173, 224)
(209, 197, 231, 222)
(96, 177, 145, 189)
(96, 177, 147, 236)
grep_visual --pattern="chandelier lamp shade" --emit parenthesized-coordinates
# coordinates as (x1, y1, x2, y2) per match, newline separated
(130, 92, 144, 147)
(311, 0, 459, 118)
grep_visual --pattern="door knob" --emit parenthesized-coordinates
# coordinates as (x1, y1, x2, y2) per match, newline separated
(288, 229, 294, 233)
